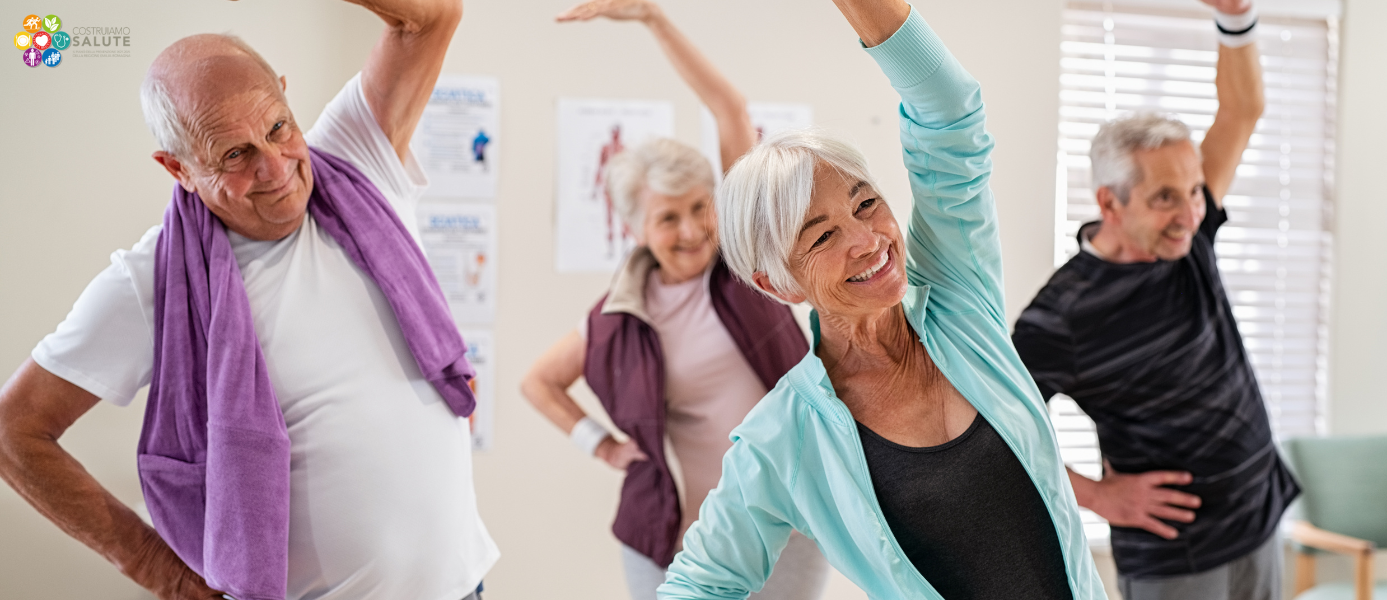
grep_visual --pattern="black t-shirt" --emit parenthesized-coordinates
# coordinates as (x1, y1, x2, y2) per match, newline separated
(858, 414, 1073, 600)
(1011, 189, 1299, 577)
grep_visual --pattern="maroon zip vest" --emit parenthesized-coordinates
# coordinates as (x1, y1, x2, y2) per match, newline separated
(584, 255, 808, 567)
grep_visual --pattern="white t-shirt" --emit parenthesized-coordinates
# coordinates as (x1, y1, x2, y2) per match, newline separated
(32, 74, 498, 600)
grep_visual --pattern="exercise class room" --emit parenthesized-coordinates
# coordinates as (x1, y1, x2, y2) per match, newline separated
(2, 0, 1383, 598)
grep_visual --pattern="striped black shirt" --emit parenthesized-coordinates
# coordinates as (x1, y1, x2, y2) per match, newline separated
(1012, 190, 1300, 578)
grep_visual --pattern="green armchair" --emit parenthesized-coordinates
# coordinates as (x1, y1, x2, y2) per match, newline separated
(1283, 435, 1387, 600)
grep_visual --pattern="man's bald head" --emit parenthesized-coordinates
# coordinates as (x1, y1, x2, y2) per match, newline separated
(143, 33, 314, 242)
(141, 33, 283, 161)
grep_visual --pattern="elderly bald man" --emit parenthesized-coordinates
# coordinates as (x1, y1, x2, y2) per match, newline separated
(0, 1, 498, 600)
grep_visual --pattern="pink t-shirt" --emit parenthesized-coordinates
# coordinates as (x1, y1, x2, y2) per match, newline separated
(643, 266, 770, 540)
(581, 263, 770, 543)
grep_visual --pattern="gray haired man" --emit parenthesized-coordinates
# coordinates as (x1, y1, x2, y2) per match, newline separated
(0, 1, 498, 599)
(1012, 0, 1300, 599)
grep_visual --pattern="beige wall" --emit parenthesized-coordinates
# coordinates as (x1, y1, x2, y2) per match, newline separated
(0, 0, 1379, 598)
(1330, 0, 1387, 436)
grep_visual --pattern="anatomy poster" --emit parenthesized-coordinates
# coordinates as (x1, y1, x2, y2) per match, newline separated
(411, 75, 500, 199)
(417, 203, 497, 324)
(555, 98, 674, 273)
(460, 328, 495, 452)
(700, 102, 814, 183)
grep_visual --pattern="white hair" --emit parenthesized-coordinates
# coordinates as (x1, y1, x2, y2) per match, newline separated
(717, 128, 879, 303)
(604, 138, 715, 235)
(1090, 112, 1194, 203)
(140, 34, 278, 160)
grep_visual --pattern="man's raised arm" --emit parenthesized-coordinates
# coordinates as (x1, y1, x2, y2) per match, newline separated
(1198, 0, 1264, 205)
(349, 0, 464, 161)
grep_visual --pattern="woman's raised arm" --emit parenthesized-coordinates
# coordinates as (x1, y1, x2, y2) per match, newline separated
(557, 0, 756, 172)
(839, 1, 1006, 322)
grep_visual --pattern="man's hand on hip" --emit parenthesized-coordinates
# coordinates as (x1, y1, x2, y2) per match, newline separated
(1081, 460, 1202, 540)
(129, 529, 225, 600)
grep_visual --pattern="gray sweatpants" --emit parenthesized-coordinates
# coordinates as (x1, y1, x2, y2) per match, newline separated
(621, 531, 829, 600)
(1118, 534, 1282, 600)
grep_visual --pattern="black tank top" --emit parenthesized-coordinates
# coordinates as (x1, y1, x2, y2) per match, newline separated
(857, 413, 1073, 600)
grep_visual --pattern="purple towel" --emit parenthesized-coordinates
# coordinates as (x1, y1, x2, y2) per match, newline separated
(139, 147, 475, 600)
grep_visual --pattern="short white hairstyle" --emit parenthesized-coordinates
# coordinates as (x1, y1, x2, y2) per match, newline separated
(140, 34, 279, 160)
(1090, 112, 1194, 203)
(604, 138, 715, 235)
(717, 128, 879, 303)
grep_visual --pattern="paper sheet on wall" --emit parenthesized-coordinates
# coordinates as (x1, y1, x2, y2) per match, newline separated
(411, 75, 500, 199)
(459, 328, 495, 452)
(700, 102, 814, 185)
(418, 203, 497, 324)
(555, 98, 675, 273)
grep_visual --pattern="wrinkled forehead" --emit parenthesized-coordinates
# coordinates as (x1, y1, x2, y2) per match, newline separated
(1132, 139, 1203, 185)
(169, 54, 285, 117)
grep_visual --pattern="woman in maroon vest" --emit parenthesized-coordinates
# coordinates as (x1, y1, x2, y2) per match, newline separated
(521, 1, 827, 599)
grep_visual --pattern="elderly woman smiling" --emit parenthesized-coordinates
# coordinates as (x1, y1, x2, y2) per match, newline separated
(658, 1, 1107, 599)
(522, 1, 829, 598)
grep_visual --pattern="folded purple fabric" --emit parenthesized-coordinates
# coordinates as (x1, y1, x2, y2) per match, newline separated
(139, 147, 475, 600)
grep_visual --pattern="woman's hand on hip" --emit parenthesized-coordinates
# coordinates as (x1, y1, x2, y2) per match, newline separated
(595, 437, 649, 470)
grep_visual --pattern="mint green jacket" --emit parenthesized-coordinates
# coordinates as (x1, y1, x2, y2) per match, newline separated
(658, 9, 1107, 600)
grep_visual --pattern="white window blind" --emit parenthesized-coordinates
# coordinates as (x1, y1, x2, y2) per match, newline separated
(1052, 2, 1338, 544)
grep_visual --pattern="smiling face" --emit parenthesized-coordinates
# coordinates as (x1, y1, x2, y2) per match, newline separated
(767, 165, 907, 318)
(150, 42, 312, 241)
(637, 184, 718, 284)
(1099, 140, 1207, 261)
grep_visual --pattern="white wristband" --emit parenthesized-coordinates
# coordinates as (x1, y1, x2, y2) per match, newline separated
(570, 417, 611, 457)
(1215, 6, 1258, 48)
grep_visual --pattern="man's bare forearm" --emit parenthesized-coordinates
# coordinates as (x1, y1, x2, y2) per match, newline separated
(345, 0, 462, 32)
(352, 0, 464, 160)
(0, 360, 211, 598)
(1201, 39, 1264, 201)
(1066, 465, 1098, 508)
(1214, 42, 1264, 120)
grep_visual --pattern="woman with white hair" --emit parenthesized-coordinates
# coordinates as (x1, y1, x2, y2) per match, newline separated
(659, 1, 1108, 599)
(521, 1, 828, 599)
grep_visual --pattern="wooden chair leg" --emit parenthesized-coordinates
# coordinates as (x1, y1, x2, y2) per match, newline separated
(1353, 549, 1374, 600)
(1294, 551, 1316, 596)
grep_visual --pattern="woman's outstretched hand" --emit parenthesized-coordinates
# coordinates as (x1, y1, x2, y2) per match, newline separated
(556, 0, 658, 24)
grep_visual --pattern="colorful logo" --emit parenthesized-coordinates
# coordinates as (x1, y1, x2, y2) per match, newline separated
(17, 13, 60, 67)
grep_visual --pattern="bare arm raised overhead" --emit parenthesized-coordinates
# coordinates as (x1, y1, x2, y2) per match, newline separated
(351, 0, 465, 161)
(1197, 0, 1264, 204)
(558, 0, 756, 172)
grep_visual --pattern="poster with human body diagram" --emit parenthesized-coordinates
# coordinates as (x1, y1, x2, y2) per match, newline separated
(555, 98, 674, 273)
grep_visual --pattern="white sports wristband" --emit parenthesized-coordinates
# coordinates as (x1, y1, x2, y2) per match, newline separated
(1215, 6, 1258, 48)
(570, 416, 611, 457)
